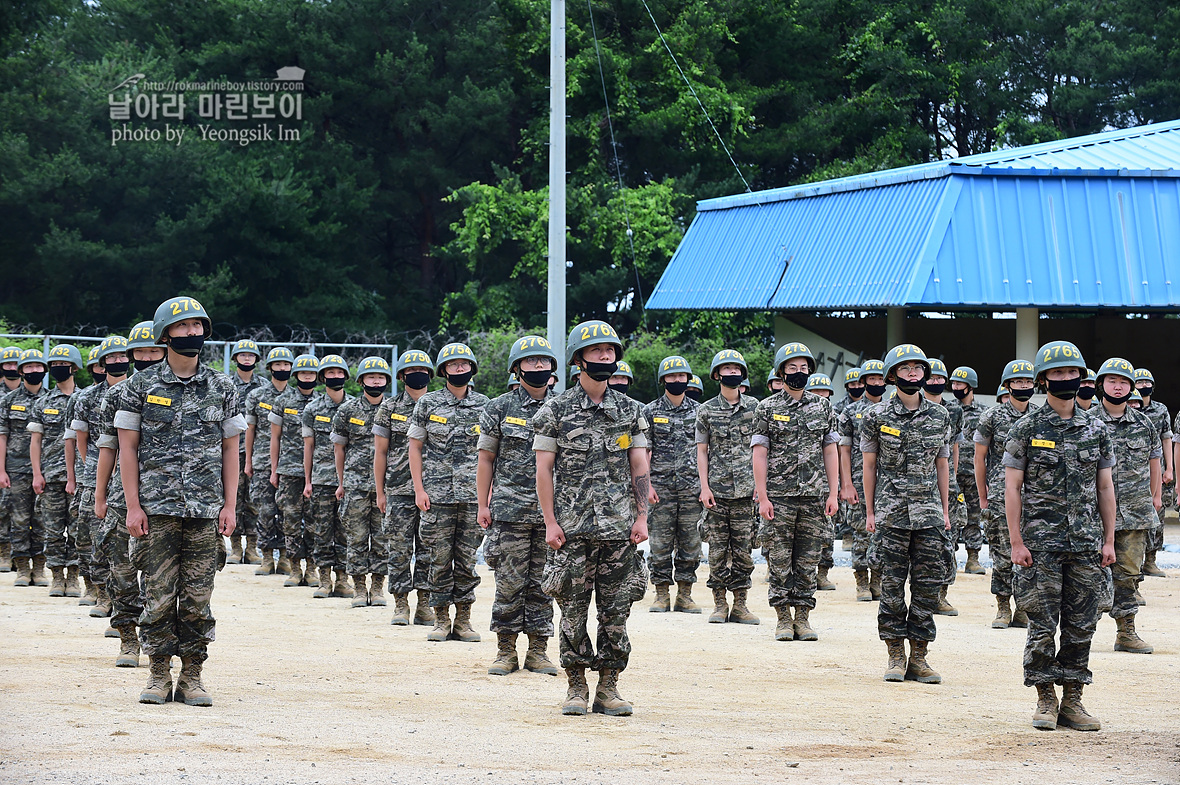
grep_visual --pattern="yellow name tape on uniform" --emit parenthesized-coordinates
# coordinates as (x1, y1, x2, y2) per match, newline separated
(1031, 439, 1056, 449)
(773, 414, 791, 422)
(653, 417, 670, 424)
(147, 395, 172, 406)
(429, 414, 448, 424)
(349, 418, 366, 426)
(284, 408, 299, 415)
(880, 425, 901, 436)
(389, 413, 408, 422)
(10, 405, 27, 412)
(259, 402, 272, 410)
(44, 408, 60, 415)
(616, 433, 632, 449)
(315, 415, 331, 423)
(504, 416, 528, 426)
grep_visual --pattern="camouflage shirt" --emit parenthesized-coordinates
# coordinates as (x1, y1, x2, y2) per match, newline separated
(644, 394, 700, 494)
(63, 384, 87, 482)
(233, 373, 263, 457)
(1003, 403, 1114, 552)
(860, 396, 952, 529)
(113, 361, 246, 519)
(244, 381, 285, 472)
(70, 381, 112, 488)
(96, 383, 127, 509)
(957, 399, 986, 479)
(973, 401, 1036, 506)
(751, 390, 838, 499)
(532, 385, 649, 541)
(330, 394, 380, 490)
(407, 386, 489, 505)
(301, 392, 351, 486)
(372, 390, 417, 497)
(1141, 400, 1173, 448)
(268, 386, 319, 477)
(694, 392, 757, 500)
(27, 386, 73, 483)
(478, 386, 551, 520)
(929, 395, 965, 490)
(1093, 403, 1160, 532)
(0, 386, 46, 477)
(837, 396, 884, 485)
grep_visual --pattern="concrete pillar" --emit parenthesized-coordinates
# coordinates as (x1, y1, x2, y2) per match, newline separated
(1016, 307, 1039, 360)
(886, 308, 906, 348)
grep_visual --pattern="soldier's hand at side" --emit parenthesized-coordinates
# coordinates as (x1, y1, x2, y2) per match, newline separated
(218, 506, 236, 537)
(244, 463, 253, 478)
(839, 484, 858, 504)
(65, 478, 75, 495)
(477, 504, 492, 530)
(376, 490, 387, 515)
(1011, 542, 1032, 568)
(824, 492, 838, 518)
(415, 489, 430, 512)
(303, 482, 313, 499)
(866, 511, 875, 533)
(1153, 493, 1163, 512)
(269, 471, 278, 488)
(944, 511, 951, 531)
(759, 498, 774, 521)
(978, 490, 988, 510)
(335, 484, 344, 501)
(546, 521, 566, 550)
(1100, 541, 1116, 568)
(630, 516, 648, 545)
(649, 486, 659, 505)
(0, 470, 9, 489)
(32, 475, 45, 494)
(700, 487, 715, 509)
(94, 495, 107, 520)
(1164, 468, 1174, 485)
(126, 507, 149, 538)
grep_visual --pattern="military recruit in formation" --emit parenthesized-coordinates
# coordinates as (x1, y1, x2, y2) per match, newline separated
(1, 299, 1172, 729)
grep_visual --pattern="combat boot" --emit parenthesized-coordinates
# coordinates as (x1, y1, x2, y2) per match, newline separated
(674, 582, 701, 613)
(282, 558, 303, 587)
(49, 566, 66, 597)
(1058, 682, 1100, 731)
(30, 554, 47, 586)
(991, 595, 1012, 629)
(649, 584, 671, 613)
(793, 606, 818, 641)
(115, 627, 141, 668)
(427, 605, 451, 642)
(905, 640, 941, 684)
(728, 589, 760, 625)
(854, 569, 872, 602)
(79, 575, 97, 605)
(175, 657, 213, 707)
(275, 550, 292, 575)
(1010, 606, 1029, 628)
(708, 587, 729, 624)
(227, 537, 243, 564)
(1142, 550, 1165, 577)
(105, 624, 120, 638)
(312, 567, 333, 599)
(1134, 588, 1146, 606)
(774, 605, 794, 641)
(965, 549, 985, 574)
(13, 557, 31, 586)
(333, 569, 354, 598)
(592, 669, 633, 716)
(0, 541, 11, 571)
(139, 655, 173, 704)
(524, 634, 558, 675)
(350, 575, 369, 607)
(413, 590, 434, 625)
(883, 640, 907, 682)
(1032, 683, 1059, 730)
(243, 536, 262, 565)
(90, 586, 111, 617)
(488, 633, 519, 675)
(64, 566, 81, 597)
(816, 565, 836, 591)
(254, 549, 275, 575)
(369, 575, 387, 607)
(1114, 616, 1153, 653)
(390, 594, 411, 626)
(935, 586, 958, 616)
(562, 667, 588, 715)
(452, 603, 481, 642)
(868, 568, 882, 600)
(300, 560, 317, 587)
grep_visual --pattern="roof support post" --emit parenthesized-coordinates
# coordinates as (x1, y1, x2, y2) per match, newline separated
(1016, 307, 1039, 360)
(886, 308, 906, 348)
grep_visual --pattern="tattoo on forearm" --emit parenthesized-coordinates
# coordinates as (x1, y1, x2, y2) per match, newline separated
(633, 472, 650, 515)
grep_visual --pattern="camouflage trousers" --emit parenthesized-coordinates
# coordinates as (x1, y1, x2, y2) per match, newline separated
(234, 468, 256, 539)
(957, 472, 984, 551)
(69, 485, 89, 578)
(1148, 506, 1166, 553)
(984, 504, 1013, 597)
(342, 488, 386, 575)
(97, 506, 143, 631)
(384, 494, 430, 596)
(647, 488, 702, 586)
(40, 481, 76, 568)
(420, 502, 482, 607)
(1111, 529, 1148, 619)
(764, 495, 826, 610)
(844, 480, 870, 570)
(556, 538, 635, 672)
(307, 484, 345, 570)
(942, 490, 968, 586)
(1014, 550, 1111, 686)
(820, 534, 834, 570)
(1163, 477, 1176, 513)
(250, 472, 282, 551)
(8, 474, 43, 559)
(275, 474, 311, 560)
(0, 486, 9, 543)
(487, 517, 554, 636)
(75, 485, 104, 584)
(129, 515, 219, 661)
(876, 522, 952, 642)
(703, 497, 757, 591)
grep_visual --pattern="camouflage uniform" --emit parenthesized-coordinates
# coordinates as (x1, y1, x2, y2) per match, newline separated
(97, 383, 142, 631)
(331, 395, 386, 576)
(933, 395, 968, 584)
(974, 400, 1036, 598)
(695, 392, 758, 590)
(408, 386, 488, 607)
(1140, 400, 1172, 555)
(956, 398, 986, 552)
(532, 385, 648, 671)
(63, 388, 90, 578)
(114, 361, 245, 661)
(269, 386, 319, 561)
(479, 386, 554, 635)
(837, 398, 876, 569)
(302, 392, 350, 570)
(1, 386, 46, 561)
(244, 382, 284, 554)
(373, 390, 430, 596)
(232, 373, 262, 542)
(1004, 404, 1114, 686)
(28, 386, 75, 568)
(70, 382, 108, 586)
(643, 394, 702, 586)
(860, 397, 953, 641)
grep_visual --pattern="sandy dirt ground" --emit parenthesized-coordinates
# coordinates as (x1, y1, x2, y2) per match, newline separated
(2, 533, 1178, 785)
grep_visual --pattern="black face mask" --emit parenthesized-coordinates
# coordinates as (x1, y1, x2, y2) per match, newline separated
(103, 361, 130, 377)
(1009, 388, 1034, 402)
(1137, 385, 1153, 399)
(363, 383, 387, 398)
(686, 388, 702, 401)
(50, 366, 74, 383)
(846, 387, 864, 400)
(520, 369, 553, 388)
(324, 377, 347, 391)
(719, 374, 744, 389)
(134, 357, 163, 372)
(923, 381, 946, 397)
(1102, 388, 1133, 405)
(864, 383, 887, 398)
(1046, 377, 1081, 400)
(169, 334, 205, 357)
(1076, 386, 1096, 401)
(22, 371, 46, 386)
(91, 370, 107, 385)
(296, 379, 317, 391)
(783, 371, 809, 390)
(445, 370, 473, 388)
(583, 361, 618, 382)
(952, 387, 970, 400)
(1, 368, 18, 380)
(402, 371, 430, 390)
(664, 380, 689, 396)
(237, 361, 257, 373)
(270, 369, 291, 382)
(608, 382, 630, 395)
(896, 379, 924, 395)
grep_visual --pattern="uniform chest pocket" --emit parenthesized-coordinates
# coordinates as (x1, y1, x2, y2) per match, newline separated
(877, 429, 905, 469)
(142, 402, 178, 425)
(502, 422, 532, 443)
(312, 416, 333, 435)
(651, 418, 672, 439)
(199, 395, 226, 423)
(425, 415, 453, 444)
(1126, 435, 1149, 452)
(803, 413, 829, 433)
(1027, 444, 1061, 480)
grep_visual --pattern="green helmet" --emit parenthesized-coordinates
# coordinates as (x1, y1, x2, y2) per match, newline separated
(507, 372, 519, 388)
(86, 344, 101, 369)
(927, 358, 948, 378)
(569, 364, 582, 381)
(317, 354, 350, 381)
(152, 295, 211, 345)
(435, 342, 478, 376)
(126, 321, 157, 352)
(292, 354, 320, 375)
(766, 368, 780, 387)
(1132, 367, 1154, 384)
(1085, 368, 1097, 383)
(688, 375, 703, 394)
(1095, 357, 1135, 386)
(656, 355, 692, 385)
(265, 347, 295, 367)
(709, 349, 748, 380)
(882, 344, 930, 382)
(565, 320, 623, 366)
(843, 367, 862, 386)
(17, 348, 45, 369)
(773, 342, 816, 376)
(396, 349, 434, 377)
(996, 384, 1008, 398)
(860, 359, 886, 378)
(950, 366, 978, 389)
(356, 355, 392, 382)
(507, 335, 558, 374)
(1130, 389, 1144, 403)
(1001, 359, 1036, 385)
(613, 360, 634, 381)
(1033, 340, 1086, 382)
(46, 343, 84, 370)
(232, 339, 262, 360)
(96, 335, 129, 364)
(806, 373, 833, 393)
(2, 346, 24, 366)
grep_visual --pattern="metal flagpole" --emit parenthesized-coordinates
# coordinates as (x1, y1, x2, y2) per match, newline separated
(547, 0, 567, 391)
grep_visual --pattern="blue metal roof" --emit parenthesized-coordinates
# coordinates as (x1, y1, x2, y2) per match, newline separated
(647, 120, 1180, 311)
